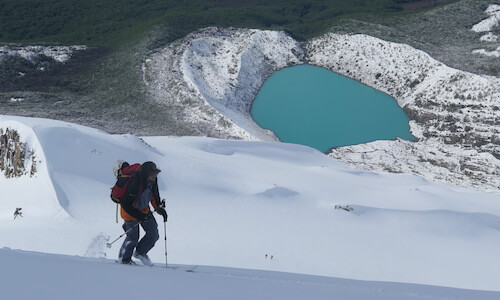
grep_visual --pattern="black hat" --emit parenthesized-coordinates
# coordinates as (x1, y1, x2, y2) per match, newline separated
(142, 161, 161, 174)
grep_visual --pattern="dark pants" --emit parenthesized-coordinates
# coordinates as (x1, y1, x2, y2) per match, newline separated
(119, 216, 159, 262)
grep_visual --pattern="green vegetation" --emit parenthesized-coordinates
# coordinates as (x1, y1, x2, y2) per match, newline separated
(0, 0, 441, 46)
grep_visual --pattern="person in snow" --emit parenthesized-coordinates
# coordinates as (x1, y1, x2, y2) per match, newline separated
(118, 161, 168, 265)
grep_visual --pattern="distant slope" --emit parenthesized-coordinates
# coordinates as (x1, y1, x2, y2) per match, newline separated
(1, 114, 499, 291)
(1, 0, 494, 141)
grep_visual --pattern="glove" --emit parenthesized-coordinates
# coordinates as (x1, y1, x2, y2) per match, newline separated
(157, 207, 168, 222)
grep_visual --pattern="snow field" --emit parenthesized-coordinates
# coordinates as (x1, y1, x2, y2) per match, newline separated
(2, 248, 500, 300)
(0, 114, 499, 293)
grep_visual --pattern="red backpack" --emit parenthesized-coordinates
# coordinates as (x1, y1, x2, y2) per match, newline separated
(110, 163, 141, 203)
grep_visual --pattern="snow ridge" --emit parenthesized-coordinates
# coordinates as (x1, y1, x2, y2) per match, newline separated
(0, 119, 63, 219)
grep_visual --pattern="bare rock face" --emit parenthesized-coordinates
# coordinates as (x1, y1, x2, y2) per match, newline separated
(306, 33, 499, 192)
(0, 128, 36, 178)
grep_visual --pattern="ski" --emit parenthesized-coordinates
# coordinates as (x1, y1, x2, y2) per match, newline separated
(115, 260, 198, 272)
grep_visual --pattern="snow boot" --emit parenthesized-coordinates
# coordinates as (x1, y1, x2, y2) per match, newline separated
(134, 250, 152, 266)
(120, 258, 137, 265)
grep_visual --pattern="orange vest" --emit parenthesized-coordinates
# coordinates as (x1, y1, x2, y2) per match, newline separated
(120, 195, 159, 221)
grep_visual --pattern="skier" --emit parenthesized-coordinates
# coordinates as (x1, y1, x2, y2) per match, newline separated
(118, 161, 168, 265)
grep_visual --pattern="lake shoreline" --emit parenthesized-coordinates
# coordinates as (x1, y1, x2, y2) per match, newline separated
(251, 64, 416, 153)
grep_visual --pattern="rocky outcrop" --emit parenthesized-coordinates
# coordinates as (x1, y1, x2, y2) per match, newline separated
(0, 128, 36, 178)
(328, 139, 499, 191)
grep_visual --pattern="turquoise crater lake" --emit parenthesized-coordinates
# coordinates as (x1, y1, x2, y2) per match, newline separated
(251, 65, 415, 152)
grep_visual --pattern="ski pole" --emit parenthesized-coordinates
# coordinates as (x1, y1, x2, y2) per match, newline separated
(164, 221, 168, 268)
(160, 199, 168, 268)
(106, 221, 141, 248)
(153, 199, 168, 267)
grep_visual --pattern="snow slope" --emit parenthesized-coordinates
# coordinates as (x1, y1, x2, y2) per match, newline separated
(1, 114, 500, 293)
(2, 248, 500, 300)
